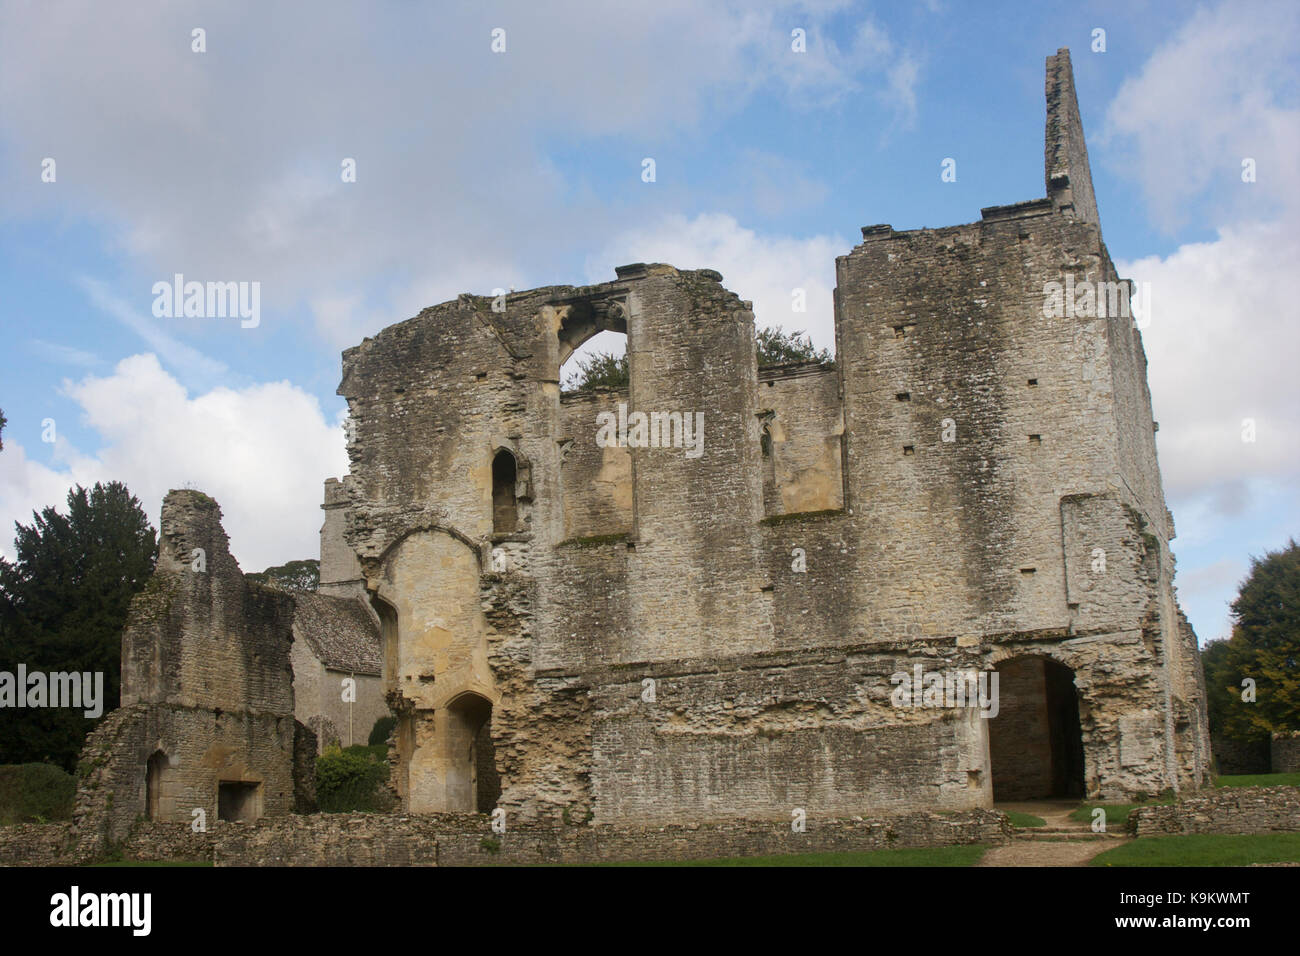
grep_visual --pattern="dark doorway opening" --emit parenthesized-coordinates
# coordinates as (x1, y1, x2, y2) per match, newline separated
(492, 450, 517, 534)
(989, 656, 1085, 800)
(218, 781, 262, 822)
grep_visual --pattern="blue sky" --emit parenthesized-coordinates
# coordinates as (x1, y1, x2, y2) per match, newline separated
(0, 0, 1297, 645)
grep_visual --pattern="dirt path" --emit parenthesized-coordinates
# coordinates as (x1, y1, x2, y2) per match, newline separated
(975, 800, 1130, 867)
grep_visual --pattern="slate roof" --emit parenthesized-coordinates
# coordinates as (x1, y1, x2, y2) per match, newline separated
(292, 592, 382, 676)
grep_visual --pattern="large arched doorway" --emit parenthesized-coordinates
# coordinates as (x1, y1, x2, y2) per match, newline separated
(988, 656, 1085, 800)
(444, 693, 500, 813)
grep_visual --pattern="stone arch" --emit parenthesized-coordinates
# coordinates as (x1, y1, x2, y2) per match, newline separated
(443, 691, 501, 813)
(987, 654, 1085, 800)
(371, 528, 497, 813)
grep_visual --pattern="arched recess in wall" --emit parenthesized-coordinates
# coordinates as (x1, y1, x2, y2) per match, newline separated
(369, 593, 399, 687)
(145, 750, 170, 822)
(759, 413, 778, 516)
(443, 691, 501, 814)
(492, 449, 518, 534)
(987, 655, 1085, 800)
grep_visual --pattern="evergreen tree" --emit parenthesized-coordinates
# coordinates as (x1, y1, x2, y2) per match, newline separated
(0, 482, 157, 769)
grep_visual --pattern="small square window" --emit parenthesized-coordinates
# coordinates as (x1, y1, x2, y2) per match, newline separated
(1027, 378, 1038, 386)
(1028, 434, 1042, 445)
(903, 445, 915, 456)
(896, 392, 910, 402)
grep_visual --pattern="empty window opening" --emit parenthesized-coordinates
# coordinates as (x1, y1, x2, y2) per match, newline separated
(218, 781, 262, 822)
(1020, 567, 1037, 575)
(903, 445, 915, 456)
(1028, 434, 1042, 445)
(1027, 378, 1038, 386)
(492, 449, 518, 534)
(896, 392, 911, 402)
(893, 325, 907, 339)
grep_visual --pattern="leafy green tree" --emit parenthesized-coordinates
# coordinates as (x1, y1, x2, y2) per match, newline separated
(1203, 539, 1300, 741)
(246, 558, 319, 592)
(568, 351, 628, 391)
(756, 326, 833, 366)
(0, 482, 157, 769)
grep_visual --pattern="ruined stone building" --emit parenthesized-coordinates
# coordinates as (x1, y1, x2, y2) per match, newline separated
(76, 489, 381, 846)
(325, 49, 1211, 825)
(74, 49, 1210, 846)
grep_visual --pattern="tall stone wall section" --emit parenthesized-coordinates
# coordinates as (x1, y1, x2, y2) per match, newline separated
(72, 491, 301, 859)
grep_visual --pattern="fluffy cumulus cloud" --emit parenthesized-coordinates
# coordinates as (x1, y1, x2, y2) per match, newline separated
(1101, 0, 1300, 232)
(1125, 221, 1300, 510)
(1104, 0, 1300, 640)
(0, 355, 347, 573)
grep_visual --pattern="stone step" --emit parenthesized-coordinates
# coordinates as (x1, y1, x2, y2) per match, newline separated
(1013, 831, 1124, 842)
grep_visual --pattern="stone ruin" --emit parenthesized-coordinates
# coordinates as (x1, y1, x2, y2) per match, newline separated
(69, 48, 1211, 854)
(330, 48, 1210, 823)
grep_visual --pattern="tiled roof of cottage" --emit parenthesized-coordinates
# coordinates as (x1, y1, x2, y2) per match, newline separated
(292, 592, 382, 675)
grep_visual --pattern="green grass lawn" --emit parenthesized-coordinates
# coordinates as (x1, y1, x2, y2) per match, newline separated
(1004, 811, 1046, 828)
(1069, 797, 1173, 829)
(1091, 832, 1300, 867)
(600, 844, 988, 867)
(1215, 772, 1300, 788)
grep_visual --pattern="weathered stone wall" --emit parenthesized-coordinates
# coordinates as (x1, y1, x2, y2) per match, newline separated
(1272, 732, 1300, 773)
(757, 362, 844, 516)
(1129, 785, 1300, 836)
(558, 388, 633, 540)
(319, 477, 365, 597)
(0, 809, 1011, 866)
(1212, 733, 1271, 775)
(72, 491, 302, 860)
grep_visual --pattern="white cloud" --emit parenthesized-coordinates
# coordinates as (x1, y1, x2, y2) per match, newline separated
(1124, 220, 1300, 514)
(0, 354, 347, 573)
(0, 1, 917, 346)
(1101, 0, 1300, 231)
(587, 212, 848, 351)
